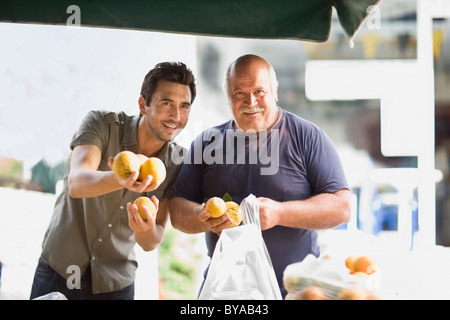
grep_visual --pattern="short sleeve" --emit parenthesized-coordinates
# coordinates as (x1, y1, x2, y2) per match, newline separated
(170, 137, 205, 203)
(70, 110, 110, 151)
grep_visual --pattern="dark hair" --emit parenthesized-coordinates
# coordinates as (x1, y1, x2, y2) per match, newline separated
(140, 61, 196, 104)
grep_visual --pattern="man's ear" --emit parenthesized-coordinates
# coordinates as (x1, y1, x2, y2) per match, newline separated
(138, 96, 147, 114)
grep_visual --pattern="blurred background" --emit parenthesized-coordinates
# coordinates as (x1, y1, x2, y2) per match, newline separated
(1, 0, 450, 299)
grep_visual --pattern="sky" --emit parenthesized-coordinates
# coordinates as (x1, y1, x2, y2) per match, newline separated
(0, 22, 199, 178)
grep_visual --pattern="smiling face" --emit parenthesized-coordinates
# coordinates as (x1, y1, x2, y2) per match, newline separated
(226, 56, 279, 132)
(139, 79, 192, 144)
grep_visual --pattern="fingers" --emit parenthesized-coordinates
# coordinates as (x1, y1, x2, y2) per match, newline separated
(127, 202, 138, 219)
(126, 171, 140, 184)
(108, 157, 114, 169)
(127, 202, 145, 223)
(112, 159, 162, 193)
(197, 209, 211, 223)
(127, 202, 155, 231)
(144, 179, 161, 193)
(133, 174, 161, 193)
(149, 195, 159, 209)
(118, 172, 161, 193)
(198, 209, 232, 234)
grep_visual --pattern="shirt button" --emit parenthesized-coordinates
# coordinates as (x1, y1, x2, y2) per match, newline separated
(98, 238, 102, 242)
(108, 224, 112, 228)
(92, 256, 96, 260)
(120, 205, 124, 210)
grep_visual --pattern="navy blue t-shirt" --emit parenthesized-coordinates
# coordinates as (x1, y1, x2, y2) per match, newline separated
(171, 107, 349, 296)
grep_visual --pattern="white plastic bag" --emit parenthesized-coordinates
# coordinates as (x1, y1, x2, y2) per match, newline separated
(198, 194, 282, 300)
(32, 291, 68, 300)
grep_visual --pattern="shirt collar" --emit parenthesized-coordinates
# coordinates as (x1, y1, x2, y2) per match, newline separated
(121, 114, 141, 151)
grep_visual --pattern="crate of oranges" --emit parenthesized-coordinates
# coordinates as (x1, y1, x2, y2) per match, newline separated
(283, 254, 382, 300)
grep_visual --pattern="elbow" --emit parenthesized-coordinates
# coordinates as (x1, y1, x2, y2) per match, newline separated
(169, 208, 180, 229)
(340, 197, 352, 225)
(332, 205, 351, 230)
(67, 176, 85, 198)
(335, 189, 352, 225)
(169, 215, 183, 232)
(341, 207, 352, 225)
(68, 187, 80, 198)
(67, 176, 82, 198)
(168, 198, 182, 231)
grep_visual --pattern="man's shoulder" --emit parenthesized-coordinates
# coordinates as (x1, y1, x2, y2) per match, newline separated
(281, 108, 322, 132)
(165, 141, 188, 165)
(168, 140, 187, 152)
(84, 110, 140, 133)
(202, 121, 230, 135)
(86, 109, 134, 120)
(187, 121, 230, 144)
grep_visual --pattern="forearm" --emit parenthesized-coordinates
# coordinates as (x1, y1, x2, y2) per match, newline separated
(169, 196, 209, 234)
(68, 168, 122, 198)
(134, 224, 165, 251)
(276, 190, 351, 230)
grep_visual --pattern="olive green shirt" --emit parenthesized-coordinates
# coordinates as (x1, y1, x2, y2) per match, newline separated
(40, 110, 185, 294)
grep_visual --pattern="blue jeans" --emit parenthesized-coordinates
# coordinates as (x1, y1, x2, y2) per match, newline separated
(29, 257, 134, 300)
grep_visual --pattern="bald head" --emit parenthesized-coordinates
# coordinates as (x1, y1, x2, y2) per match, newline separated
(223, 54, 278, 98)
(222, 54, 280, 132)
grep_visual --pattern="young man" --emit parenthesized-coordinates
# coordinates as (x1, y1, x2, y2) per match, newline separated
(30, 61, 196, 300)
(169, 54, 351, 298)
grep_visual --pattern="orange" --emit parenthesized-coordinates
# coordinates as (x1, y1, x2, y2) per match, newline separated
(366, 291, 381, 300)
(112, 151, 141, 180)
(345, 255, 357, 273)
(350, 271, 368, 277)
(353, 255, 375, 274)
(283, 274, 306, 293)
(136, 153, 149, 164)
(299, 286, 327, 300)
(138, 157, 167, 184)
(337, 287, 367, 300)
(205, 197, 227, 218)
(133, 196, 157, 221)
(224, 201, 242, 228)
(366, 264, 380, 275)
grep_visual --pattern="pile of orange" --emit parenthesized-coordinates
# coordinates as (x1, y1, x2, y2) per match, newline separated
(112, 151, 166, 185)
(204, 196, 242, 228)
(345, 255, 380, 276)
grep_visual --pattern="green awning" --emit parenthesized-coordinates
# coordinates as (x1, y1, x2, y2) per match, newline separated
(1, 0, 381, 42)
